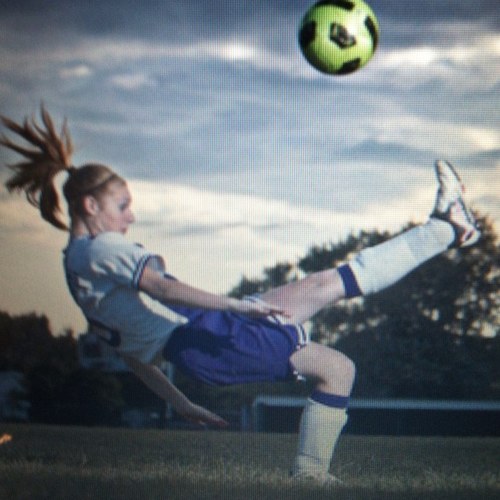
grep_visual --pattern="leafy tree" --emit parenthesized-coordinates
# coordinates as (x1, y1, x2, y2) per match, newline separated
(0, 312, 125, 425)
(0, 312, 77, 374)
(229, 262, 297, 297)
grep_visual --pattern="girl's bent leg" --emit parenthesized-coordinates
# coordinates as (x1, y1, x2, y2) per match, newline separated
(289, 343, 355, 479)
(289, 342, 355, 395)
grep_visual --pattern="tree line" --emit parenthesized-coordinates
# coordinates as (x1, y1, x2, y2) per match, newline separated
(0, 213, 498, 426)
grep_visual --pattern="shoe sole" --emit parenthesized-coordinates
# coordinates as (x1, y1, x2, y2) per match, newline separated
(434, 160, 480, 247)
(435, 160, 465, 194)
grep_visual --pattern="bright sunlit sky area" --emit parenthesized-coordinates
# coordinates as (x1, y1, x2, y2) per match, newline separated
(0, 0, 498, 334)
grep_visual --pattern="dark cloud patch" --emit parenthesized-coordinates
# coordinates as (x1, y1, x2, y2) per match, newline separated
(346, 139, 435, 163)
(0, 1, 291, 43)
(1, 0, 497, 48)
(0, 0, 497, 190)
(167, 221, 244, 237)
(373, 0, 499, 23)
(461, 149, 500, 168)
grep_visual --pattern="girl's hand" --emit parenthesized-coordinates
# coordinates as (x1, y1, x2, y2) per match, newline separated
(228, 298, 289, 318)
(176, 401, 229, 428)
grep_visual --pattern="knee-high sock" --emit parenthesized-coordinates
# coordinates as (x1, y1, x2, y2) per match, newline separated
(292, 398, 348, 476)
(340, 218, 455, 297)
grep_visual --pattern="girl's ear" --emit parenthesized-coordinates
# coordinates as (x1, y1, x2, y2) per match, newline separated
(82, 195, 100, 216)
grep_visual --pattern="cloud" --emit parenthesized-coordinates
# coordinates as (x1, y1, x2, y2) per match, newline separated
(127, 175, 434, 281)
(1, 5, 497, 97)
(364, 119, 499, 159)
(108, 73, 155, 91)
(385, 33, 499, 67)
(59, 64, 93, 79)
(365, 31, 500, 91)
(121, 168, 500, 294)
(384, 0, 499, 22)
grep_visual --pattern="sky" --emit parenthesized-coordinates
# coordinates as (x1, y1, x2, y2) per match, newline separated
(0, 0, 498, 334)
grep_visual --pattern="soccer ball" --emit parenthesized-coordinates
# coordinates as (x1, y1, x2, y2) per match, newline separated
(298, 0, 379, 75)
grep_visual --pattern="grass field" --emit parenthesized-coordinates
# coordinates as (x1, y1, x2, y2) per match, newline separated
(0, 424, 498, 500)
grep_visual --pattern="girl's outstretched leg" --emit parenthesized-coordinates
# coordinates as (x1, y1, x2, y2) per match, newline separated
(259, 269, 345, 324)
(260, 160, 479, 323)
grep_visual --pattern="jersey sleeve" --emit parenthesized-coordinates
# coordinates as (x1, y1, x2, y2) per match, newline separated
(89, 232, 165, 289)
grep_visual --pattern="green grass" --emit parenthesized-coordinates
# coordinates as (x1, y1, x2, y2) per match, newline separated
(0, 424, 498, 500)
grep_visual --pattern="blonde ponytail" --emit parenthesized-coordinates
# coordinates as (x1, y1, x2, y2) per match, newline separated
(1, 105, 74, 230)
(1, 106, 125, 231)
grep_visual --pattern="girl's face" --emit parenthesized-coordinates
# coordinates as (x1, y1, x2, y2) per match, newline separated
(91, 181, 135, 234)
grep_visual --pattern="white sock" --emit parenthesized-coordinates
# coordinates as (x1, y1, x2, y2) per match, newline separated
(347, 218, 454, 296)
(292, 399, 348, 476)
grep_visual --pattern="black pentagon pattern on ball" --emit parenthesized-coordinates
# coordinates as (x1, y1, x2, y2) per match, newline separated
(337, 58, 361, 74)
(365, 16, 379, 51)
(315, 0, 355, 10)
(299, 21, 316, 49)
(329, 23, 356, 48)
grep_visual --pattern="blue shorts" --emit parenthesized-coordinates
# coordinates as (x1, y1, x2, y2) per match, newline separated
(162, 303, 308, 386)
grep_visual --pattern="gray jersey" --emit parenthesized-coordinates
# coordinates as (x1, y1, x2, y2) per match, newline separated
(64, 232, 186, 364)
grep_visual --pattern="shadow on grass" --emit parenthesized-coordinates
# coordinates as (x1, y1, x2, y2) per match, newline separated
(0, 426, 498, 500)
(0, 473, 498, 500)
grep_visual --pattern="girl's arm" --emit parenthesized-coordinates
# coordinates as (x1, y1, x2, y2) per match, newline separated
(123, 355, 228, 427)
(138, 265, 287, 317)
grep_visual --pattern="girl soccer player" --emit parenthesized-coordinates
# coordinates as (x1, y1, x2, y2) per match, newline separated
(1, 107, 479, 483)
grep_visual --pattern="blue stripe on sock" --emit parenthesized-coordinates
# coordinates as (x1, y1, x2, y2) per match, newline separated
(338, 264, 362, 298)
(310, 390, 349, 409)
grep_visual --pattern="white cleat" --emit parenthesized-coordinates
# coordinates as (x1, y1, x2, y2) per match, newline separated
(431, 160, 480, 248)
(290, 471, 343, 486)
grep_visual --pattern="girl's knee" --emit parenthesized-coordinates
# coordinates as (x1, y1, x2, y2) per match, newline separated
(343, 354, 356, 384)
(331, 350, 356, 384)
(290, 343, 355, 390)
